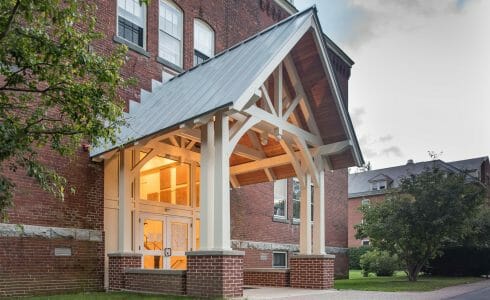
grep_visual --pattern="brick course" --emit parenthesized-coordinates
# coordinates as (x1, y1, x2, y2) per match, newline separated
(186, 251, 244, 298)
(0, 237, 104, 298)
(289, 255, 335, 289)
(123, 270, 186, 295)
(107, 253, 142, 291)
(244, 269, 290, 287)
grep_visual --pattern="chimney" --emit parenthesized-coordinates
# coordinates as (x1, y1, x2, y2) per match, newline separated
(407, 159, 414, 165)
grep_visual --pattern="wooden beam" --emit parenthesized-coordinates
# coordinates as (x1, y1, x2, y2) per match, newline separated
(245, 105, 323, 146)
(229, 115, 259, 154)
(260, 85, 276, 116)
(279, 138, 305, 182)
(283, 55, 322, 138)
(293, 136, 320, 186)
(230, 175, 240, 188)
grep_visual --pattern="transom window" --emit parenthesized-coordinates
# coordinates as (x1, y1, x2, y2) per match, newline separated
(139, 155, 191, 207)
(159, 0, 183, 67)
(273, 179, 287, 218)
(117, 0, 146, 48)
(193, 19, 215, 65)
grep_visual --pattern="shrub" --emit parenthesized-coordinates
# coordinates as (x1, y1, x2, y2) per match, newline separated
(348, 246, 371, 269)
(360, 250, 399, 277)
(425, 247, 490, 276)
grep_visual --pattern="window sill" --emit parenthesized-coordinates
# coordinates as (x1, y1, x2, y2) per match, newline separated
(272, 216, 289, 224)
(113, 35, 150, 57)
(156, 57, 184, 73)
(292, 219, 300, 225)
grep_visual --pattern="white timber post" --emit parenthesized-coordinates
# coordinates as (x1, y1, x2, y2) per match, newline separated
(213, 112, 232, 250)
(199, 121, 215, 250)
(299, 173, 312, 254)
(118, 148, 133, 252)
(313, 169, 326, 255)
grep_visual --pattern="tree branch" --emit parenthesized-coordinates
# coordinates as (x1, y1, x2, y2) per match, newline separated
(0, 0, 21, 41)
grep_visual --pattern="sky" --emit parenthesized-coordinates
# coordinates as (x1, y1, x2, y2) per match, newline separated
(295, 0, 490, 170)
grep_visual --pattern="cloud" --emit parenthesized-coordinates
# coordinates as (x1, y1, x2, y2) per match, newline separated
(350, 107, 366, 127)
(380, 146, 403, 157)
(378, 135, 393, 143)
(342, 0, 468, 49)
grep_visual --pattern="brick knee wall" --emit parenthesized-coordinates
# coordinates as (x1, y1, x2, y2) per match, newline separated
(0, 237, 104, 298)
(186, 251, 244, 298)
(107, 253, 142, 291)
(289, 255, 335, 289)
(244, 269, 290, 287)
(123, 270, 186, 295)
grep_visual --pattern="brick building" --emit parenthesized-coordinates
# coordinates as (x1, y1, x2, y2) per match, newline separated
(0, 0, 364, 298)
(348, 157, 490, 248)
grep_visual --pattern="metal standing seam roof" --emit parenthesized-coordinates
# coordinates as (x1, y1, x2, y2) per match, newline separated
(348, 156, 489, 197)
(91, 8, 317, 157)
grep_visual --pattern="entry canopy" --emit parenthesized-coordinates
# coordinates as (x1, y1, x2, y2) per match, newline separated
(91, 7, 364, 182)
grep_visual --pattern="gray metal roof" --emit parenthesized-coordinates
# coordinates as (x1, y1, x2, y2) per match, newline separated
(91, 8, 315, 157)
(348, 156, 489, 198)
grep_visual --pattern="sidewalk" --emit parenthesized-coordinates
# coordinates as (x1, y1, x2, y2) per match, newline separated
(242, 278, 490, 300)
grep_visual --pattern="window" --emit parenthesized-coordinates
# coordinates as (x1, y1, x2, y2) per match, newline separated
(139, 155, 190, 207)
(159, 0, 183, 67)
(193, 19, 214, 65)
(362, 240, 370, 246)
(361, 198, 370, 206)
(117, 0, 146, 48)
(273, 179, 287, 218)
(371, 181, 387, 191)
(272, 252, 287, 268)
(292, 178, 314, 222)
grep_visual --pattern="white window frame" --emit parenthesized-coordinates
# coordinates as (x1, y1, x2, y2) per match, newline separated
(361, 198, 370, 206)
(193, 19, 215, 65)
(292, 177, 313, 223)
(158, 0, 183, 67)
(273, 179, 288, 219)
(117, 0, 147, 49)
(362, 239, 370, 246)
(371, 180, 387, 191)
(272, 251, 287, 268)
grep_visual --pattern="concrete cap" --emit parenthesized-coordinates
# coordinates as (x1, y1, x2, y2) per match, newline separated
(185, 250, 245, 256)
(124, 268, 186, 275)
(291, 254, 336, 259)
(107, 252, 143, 257)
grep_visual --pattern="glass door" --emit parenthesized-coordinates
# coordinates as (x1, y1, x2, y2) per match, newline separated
(141, 214, 192, 270)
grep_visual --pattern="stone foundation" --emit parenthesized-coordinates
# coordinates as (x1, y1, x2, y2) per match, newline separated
(244, 268, 290, 287)
(289, 254, 335, 289)
(186, 250, 244, 298)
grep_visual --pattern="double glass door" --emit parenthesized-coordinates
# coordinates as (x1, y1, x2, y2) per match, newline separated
(141, 215, 192, 270)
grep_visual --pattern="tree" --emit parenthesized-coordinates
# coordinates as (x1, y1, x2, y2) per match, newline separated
(356, 165, 486, 281)
(0, 0, 132, 219)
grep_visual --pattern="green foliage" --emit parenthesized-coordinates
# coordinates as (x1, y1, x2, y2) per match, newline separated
(0, 0, 131, 219)
(355, 165, 487, 281)
(348, 245, 371, 269)
(360, 249, 399, 277)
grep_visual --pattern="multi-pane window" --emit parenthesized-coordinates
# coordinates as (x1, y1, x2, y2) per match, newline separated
(193, 19, 214, 65)
(272, 252, 287, 268)
(273, 179, 287, 218)
(361, 198, 370, 206)
(117, 0, 145, 47)
(292, 178, 314, 222)
(139, 155, 190, 207)
(159, 0, 183, 66)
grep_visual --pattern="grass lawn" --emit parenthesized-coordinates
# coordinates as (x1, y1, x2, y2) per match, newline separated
(28, 292, 191, 300)
(334, 269, 484, 292)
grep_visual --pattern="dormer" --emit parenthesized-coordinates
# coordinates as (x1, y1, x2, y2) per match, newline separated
(368, 174, 393, 191)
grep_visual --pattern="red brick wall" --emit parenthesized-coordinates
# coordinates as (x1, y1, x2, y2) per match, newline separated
(123, 271, 186, 295)
(0, 238, 104, 298)
(244, 270, 290, 287)
(289, 256, 334, 289)
(107, 254, 142, 291)
(347, 194, 385, 248)
(186, 253, 244, 298)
